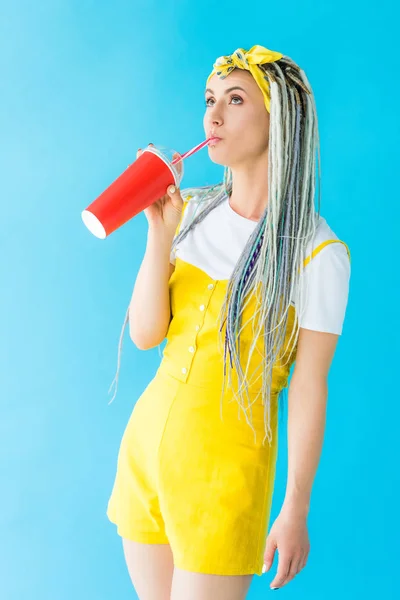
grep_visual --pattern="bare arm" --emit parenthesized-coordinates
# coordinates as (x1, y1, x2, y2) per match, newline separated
(281, 327, 339, 516)
(128, 227, 175, 350)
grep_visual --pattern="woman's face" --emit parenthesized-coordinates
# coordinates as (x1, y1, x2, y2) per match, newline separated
(203, 68, 270, 168)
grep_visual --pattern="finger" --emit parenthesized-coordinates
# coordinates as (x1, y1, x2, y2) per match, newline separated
(262, 538, 277, 572)
(296, 551, 305, 573)
(280, 555, 302, 586)
(296, 558, 304, 573)
(299, 550, 308, 571)
(166, 184, 180, 197)
(270, 555, 292, 590)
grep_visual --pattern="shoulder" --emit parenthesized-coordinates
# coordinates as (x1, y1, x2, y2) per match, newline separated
(173, 190, 196, 236)
(180, 190, 198, 217)
(172, 188, 210, 244)
(303, 215, 351, 270)
(295, 215, 351, 335)
(176, 191, 199, 233)
(178, 186, 219, 231)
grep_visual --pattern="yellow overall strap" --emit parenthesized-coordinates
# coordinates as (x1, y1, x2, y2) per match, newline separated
(174, 194, 192, 237)
(302, 239, 351, 269)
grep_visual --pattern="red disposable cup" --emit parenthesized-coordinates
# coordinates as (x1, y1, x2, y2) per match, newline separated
(81, 144, 184, 239)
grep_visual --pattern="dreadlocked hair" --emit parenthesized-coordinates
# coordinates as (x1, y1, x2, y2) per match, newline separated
(108, 54, 322, 447)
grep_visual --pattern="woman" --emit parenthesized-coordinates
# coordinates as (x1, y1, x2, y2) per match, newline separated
(106, 45, 351, 599)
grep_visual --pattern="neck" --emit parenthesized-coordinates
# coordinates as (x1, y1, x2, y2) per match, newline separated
(228, 146, 269, 222)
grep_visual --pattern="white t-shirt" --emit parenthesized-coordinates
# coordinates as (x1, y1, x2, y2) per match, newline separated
(170, 194, 351, 335)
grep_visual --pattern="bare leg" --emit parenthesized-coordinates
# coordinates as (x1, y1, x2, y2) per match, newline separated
(170, 566, 254, 600)
(122, 538, 174, 600)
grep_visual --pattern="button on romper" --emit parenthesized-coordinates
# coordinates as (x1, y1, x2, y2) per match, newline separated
(106, 196, 351, 577)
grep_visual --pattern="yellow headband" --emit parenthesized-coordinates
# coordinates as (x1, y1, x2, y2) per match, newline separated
(206, 44, 283, 114)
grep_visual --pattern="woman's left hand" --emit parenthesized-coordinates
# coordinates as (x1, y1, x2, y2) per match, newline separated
(262, 504, 310, 590)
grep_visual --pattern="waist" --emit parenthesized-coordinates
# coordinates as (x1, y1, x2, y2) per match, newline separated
(158, 352, 290, 395)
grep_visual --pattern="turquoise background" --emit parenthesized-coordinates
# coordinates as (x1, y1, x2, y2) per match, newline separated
(1, 1, 397, 598)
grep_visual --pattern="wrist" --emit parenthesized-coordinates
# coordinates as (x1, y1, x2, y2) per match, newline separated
(147, 225, 175, 245)
(282, 493, 310, 518)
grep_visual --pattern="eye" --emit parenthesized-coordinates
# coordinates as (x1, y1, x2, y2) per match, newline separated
(204, 95, 243, 107)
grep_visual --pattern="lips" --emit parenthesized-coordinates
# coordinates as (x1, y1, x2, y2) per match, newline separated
(208, 136, 222, 144)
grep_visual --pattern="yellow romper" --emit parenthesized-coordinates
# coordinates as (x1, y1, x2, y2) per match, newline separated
(106, 198, 351, 576)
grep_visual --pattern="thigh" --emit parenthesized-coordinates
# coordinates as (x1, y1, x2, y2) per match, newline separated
(122, 538, 174, 600)
(107, 372, 180, 543)
(171, 566, 253, 600)
(157, 382, 278, 576)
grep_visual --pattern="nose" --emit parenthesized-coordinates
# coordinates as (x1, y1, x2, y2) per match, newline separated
(204, 99, 224, 136)
(206, 114, 223, 135)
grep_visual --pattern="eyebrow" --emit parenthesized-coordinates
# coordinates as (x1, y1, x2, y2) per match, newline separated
(204, 85, 247, 95)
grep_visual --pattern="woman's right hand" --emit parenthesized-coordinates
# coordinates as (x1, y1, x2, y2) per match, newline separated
(136, 144, 185, 237)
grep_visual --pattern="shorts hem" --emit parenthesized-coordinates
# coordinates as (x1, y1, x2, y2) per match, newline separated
(107, 513, 169, 544)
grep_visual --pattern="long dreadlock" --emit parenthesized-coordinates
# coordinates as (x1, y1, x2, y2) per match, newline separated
(108, 54, 322, 447)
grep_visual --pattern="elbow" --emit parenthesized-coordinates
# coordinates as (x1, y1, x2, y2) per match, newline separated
(129, 310, 171, 350)
(129, 329, 167, 351)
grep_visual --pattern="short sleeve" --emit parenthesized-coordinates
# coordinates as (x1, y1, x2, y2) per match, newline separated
(295, 242, 351, 335)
